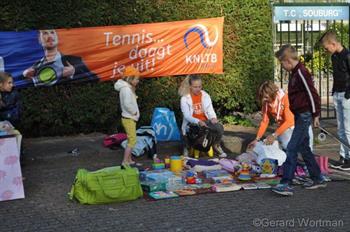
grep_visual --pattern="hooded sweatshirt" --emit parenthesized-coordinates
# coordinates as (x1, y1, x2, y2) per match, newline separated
(114, 79, 140, 121)
(256, 89, 294, 139)
(180, 90, 217, 135)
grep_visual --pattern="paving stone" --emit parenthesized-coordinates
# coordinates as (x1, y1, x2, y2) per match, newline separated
(1, 123, 349, 231)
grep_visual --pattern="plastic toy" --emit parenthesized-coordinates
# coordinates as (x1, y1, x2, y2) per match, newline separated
(260, 159, 278, 178)
(164, 156, 170, 168)
(152, 163, 165, 170)
(238, 163, 251, 181)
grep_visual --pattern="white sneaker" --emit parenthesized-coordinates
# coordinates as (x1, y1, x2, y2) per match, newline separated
(213, 144, 227, 158)
(219, 152, 227, 158)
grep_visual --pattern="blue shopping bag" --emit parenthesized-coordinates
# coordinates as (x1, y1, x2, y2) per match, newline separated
(151, 108, 181, 141)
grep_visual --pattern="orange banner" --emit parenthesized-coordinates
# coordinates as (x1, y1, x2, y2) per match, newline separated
(57, 17, 223, 81)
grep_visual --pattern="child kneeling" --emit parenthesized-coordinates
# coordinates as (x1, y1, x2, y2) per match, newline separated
(179, 75, 226, 158)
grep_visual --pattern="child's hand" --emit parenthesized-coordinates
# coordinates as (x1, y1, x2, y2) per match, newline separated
(210, 118, 218, 124)
(345, 90, 350, 99)
(313, 116, 320, 127)
(248, 139, 258, 149)
(198, 120, 208, 127)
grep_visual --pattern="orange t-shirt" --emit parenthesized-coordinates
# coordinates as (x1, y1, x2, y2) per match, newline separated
(191, 92, 208, 121)
(256, 92, 294, 139)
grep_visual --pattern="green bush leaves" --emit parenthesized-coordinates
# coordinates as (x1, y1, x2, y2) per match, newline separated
(1, 0, 273, 136)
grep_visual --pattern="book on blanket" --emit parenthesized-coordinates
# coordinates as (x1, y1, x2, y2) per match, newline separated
(240, 183, 271, 190)
(148, 191, 179, 200)
(203, 169, 230, 178)
(211, 176, 234, 184)
(212, 183, 241, 192)
(240, 183, 258, 190)
(255, 182, 271, 189)
(175, 189, 196, 196)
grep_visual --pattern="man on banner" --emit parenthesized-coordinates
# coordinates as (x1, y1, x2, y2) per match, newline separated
(22, 29, 98, 87)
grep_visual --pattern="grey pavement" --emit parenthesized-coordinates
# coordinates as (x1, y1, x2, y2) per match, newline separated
(0, 122, 349, 232)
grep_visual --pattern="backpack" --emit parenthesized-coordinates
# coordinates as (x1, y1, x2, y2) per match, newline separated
(121, 126, 157, 158)
(103, 133, 127, 149)
(68, 165, 143, 204)
(187, 124, 217, 152)
(151, 107, 181, 141)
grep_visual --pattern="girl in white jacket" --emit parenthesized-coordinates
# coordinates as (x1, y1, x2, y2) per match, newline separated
(114, 66, 140, 165)
(178, 75, 227, 158)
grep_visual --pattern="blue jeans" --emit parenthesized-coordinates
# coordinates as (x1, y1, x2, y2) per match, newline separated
(334, 92, 350, 160)
(278, 126, 314, 151)
(281, 112, 321, 185)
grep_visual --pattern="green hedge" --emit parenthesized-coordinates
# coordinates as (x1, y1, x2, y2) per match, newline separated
(0, 0, 273, 137)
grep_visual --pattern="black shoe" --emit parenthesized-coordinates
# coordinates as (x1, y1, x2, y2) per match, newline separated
(329, 157, 345, 169)
(339, 161, 350, 171)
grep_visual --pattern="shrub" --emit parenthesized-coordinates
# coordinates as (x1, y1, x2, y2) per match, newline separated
(0, 0, 273, 136)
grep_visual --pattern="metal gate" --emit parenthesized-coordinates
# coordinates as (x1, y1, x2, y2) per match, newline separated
(273, 2, 350, 119)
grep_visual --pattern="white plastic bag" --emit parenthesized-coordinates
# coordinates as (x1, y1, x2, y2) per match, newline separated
(253, 141, 286, 166)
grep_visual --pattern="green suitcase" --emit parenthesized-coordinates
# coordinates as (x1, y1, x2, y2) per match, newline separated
(68, 165, 143, 204)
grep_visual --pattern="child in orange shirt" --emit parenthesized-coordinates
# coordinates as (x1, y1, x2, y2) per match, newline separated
(179, 75, 226, 158)
(249, 81, 313, 150)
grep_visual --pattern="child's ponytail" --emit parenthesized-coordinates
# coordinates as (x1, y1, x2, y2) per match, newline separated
(178, 75, 191, 97)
